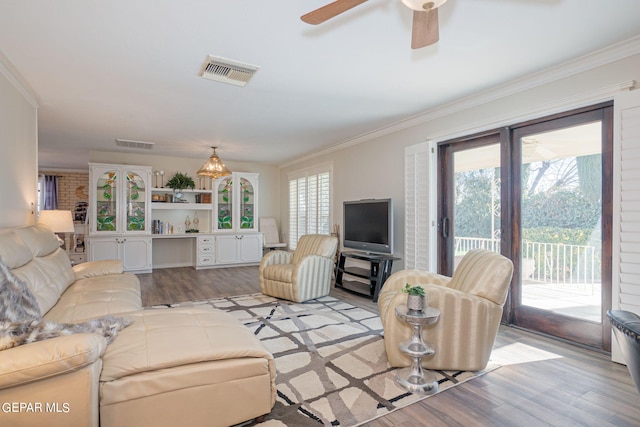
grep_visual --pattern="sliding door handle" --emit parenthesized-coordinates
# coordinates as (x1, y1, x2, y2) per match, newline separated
(441, 217, 450, 238)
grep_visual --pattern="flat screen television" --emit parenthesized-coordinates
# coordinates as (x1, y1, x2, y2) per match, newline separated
(343, 199, 393, 254)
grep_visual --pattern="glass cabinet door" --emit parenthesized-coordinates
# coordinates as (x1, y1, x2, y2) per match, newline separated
(239, 177, 254, 229)
(126, 170, 147, 232)
(96, 170, 118, 232)
(213, 173, 258, 232)
(217, 177, 233, 229)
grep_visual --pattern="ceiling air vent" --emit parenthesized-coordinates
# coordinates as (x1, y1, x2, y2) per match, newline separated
(115, 139, 155, 150)
(199, 55, 259, 87)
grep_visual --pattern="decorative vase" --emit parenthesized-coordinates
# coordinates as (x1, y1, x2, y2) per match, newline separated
(407, 294, 425, 312)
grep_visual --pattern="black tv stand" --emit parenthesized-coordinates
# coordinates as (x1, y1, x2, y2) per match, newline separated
(334, 251, 399, 302)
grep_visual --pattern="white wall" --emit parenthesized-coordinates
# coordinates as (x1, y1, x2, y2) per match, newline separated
(0, 55, 38, 227)
(279, 50, 640, 272)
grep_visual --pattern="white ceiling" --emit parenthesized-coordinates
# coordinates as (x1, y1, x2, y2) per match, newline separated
(1, 0, 640, 169)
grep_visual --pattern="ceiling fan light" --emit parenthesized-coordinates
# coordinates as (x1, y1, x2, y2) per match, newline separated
(401, 0, 447, 11)
(197, 146, 232, 179)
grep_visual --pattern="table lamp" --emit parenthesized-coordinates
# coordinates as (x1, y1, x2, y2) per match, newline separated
(38, 210, 75, 248)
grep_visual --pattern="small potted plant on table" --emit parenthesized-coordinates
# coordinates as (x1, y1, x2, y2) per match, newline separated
(402, 283, 427, 313)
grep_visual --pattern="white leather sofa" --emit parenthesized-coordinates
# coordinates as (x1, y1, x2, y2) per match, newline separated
(0, 224, 276, 427)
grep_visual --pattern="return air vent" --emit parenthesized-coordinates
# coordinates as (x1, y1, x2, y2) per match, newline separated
(115, 139, 155, 150)
(199, 55, 259, 87)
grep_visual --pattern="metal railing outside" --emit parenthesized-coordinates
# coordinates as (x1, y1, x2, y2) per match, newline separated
(455, 237, 500, 254)
(455, 237, 598, 292)
(522, 240, 597, 289)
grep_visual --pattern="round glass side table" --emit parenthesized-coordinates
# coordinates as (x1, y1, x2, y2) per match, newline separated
(394, 304, 441, 395)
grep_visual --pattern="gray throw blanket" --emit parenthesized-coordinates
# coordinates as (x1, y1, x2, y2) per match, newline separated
(0, 257, 132, 351)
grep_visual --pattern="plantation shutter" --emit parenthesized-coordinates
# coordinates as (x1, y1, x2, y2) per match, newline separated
(288, 165, 332, 250)
(289, 177, 304, 250)
(612, 89, 640, 362)
(317, 172, 331, 235)
(404, 142, 436, 270)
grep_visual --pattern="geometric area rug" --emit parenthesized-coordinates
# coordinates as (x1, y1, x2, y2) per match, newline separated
(153, 293, 499, 427)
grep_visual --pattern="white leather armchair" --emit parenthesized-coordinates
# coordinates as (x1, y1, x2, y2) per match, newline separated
(378, 249, 513, 371)
(259, 234, 338, 302)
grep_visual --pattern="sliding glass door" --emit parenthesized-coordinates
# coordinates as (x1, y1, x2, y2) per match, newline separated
(437, 104, 612, 349)
(511, 107, 612, 349)
(437, 134, 503, 276)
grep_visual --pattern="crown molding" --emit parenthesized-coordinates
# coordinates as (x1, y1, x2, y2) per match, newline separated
(428, 79, 635, 144)
(0, 50, 39, 108)
(281, 35, 640, 169)
(39, 167, 90, 174)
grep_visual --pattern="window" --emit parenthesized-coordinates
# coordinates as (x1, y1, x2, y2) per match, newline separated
(288, 165, 332, 250)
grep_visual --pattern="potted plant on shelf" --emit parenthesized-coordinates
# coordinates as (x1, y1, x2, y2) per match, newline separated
(402, 283, 427, 312)
(166, 172, 196, 202)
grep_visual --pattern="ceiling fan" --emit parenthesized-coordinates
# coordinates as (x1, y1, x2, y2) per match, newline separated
(301, 0, 448, 49)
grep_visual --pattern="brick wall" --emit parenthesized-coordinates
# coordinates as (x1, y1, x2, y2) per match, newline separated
(40, 170, 89, 219)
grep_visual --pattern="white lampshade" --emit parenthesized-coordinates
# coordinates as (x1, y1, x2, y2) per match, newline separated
(38, 210, 75, 233)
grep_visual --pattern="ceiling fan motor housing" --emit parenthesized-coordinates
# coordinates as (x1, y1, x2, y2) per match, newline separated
(401, 0, 447, 11)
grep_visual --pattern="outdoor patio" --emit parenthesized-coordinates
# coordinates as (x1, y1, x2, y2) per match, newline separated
(522, 281, 602, 323)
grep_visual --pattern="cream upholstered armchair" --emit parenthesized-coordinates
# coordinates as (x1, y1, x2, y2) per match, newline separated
(378, 249, 513, 371)
(259, 234, 338, 302)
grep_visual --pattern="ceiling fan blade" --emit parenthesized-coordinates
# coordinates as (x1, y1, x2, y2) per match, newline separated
(411, 8, 439, 49)
(301, 0, 368, 25)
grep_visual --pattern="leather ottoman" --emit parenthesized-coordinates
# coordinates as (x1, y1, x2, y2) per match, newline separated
(99, 306, 276, 427)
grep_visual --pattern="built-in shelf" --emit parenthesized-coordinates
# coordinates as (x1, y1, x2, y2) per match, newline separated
(151, 202, 212, 210)
(151, 233, 207, 239)
(151, 188, 213, 193)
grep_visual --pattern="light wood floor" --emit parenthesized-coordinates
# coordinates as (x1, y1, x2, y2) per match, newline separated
(138, 266, 640, 427)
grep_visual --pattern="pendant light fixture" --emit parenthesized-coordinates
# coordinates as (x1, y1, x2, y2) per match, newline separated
(197, 146, 232, 179)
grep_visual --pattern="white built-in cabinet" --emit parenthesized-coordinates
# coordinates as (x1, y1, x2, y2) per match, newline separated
(196, 235, 216, 267)
(88, 236, 153, 272)
(87, 163, 153, 273)
(207, 172, 263, 266)
(88, 165, 263, 271)
(215, 233, 264, 265)
(190, 233, 263, 269)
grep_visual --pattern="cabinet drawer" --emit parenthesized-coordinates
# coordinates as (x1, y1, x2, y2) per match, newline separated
(68, 253, 86, 265)
(198, 236, 214, 245)
(198, 255, 215, 265)
(199, 245, 214, 254)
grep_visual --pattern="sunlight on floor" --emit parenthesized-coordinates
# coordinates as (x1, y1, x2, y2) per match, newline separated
(490, 342, 563, 366)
